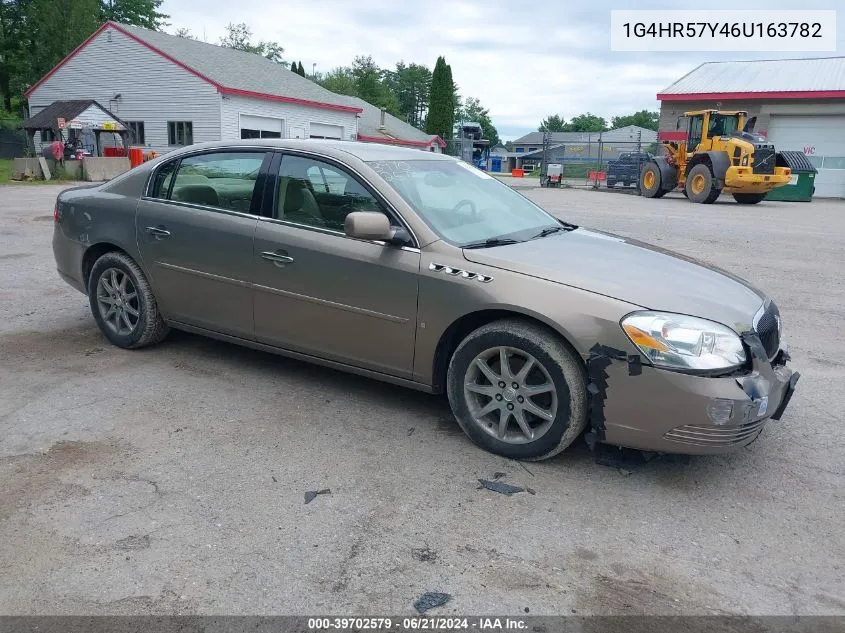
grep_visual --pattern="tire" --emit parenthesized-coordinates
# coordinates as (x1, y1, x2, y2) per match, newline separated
(733, 193, 766, 204)
(685, 163, 721, 203)
(606, 179, 616, 188)
(446, 319, 588, 461)
(88, 251, 169, 349)
(640, 162, 665, 198)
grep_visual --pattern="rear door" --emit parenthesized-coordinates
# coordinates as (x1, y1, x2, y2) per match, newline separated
(136, 149, 272, 339)
(252, 152, 421, 378)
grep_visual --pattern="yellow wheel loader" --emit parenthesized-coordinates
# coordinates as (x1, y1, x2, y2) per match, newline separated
(641, 110, 792, 204)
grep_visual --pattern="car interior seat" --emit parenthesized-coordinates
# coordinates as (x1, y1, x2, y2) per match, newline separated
(279, 179, 325, 226)
(172, 184, 220, 207)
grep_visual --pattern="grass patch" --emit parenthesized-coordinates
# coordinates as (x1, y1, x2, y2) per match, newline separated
(0, 159, 11, 183)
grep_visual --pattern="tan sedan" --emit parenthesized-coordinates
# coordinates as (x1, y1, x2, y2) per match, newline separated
(52, 140, 798, 459)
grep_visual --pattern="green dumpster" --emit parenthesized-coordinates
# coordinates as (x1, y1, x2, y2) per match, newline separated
(766, 151, 817, 202)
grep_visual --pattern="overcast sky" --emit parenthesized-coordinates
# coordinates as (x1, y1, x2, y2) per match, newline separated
(162, 1, 843, 140)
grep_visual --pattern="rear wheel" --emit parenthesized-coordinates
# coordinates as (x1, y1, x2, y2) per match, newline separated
(606, 179, 616, 188)
(88, 251, 169, 349)
(640, 162, 666, 198)
(733, 193, 766, 204)
(685, 163, 722, 203)
(447, 320, 588, 461)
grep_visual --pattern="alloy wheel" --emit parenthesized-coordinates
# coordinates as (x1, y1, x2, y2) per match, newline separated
(463, 346, 558, 444)
(96, 267, 140, 336)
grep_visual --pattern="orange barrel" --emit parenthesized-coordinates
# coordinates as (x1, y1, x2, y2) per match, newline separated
(128, 147, 144, 168)
(512, 168, 524, 177)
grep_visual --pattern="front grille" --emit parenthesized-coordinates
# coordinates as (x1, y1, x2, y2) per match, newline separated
(755, 302, 781, 360)
(752, 147, 776, 174)
(665, 419, 767, 447)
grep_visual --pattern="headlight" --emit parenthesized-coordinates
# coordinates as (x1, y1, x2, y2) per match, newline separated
(621, 311, 746, 372)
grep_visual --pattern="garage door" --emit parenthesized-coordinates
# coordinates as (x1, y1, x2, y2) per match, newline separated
(310, 122, 344, 140)
(767, 115, 845, 198)
(240, 114, 283, 139)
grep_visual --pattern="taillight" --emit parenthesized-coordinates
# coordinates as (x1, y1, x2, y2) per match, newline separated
(53, 201, 61, 223)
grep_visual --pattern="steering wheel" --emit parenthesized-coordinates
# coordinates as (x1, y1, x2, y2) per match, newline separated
(452, 199, 478, 218)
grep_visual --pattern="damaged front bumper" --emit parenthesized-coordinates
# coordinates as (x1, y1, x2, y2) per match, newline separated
(593, 335, 798, 455)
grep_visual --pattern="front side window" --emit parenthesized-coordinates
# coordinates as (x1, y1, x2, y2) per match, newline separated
(168, 121, 193, 146)
(369, 159, 561, 247)
(167, 151, 267, 213)
(708, 114, 739, 137)
(276, 155, 380, 231)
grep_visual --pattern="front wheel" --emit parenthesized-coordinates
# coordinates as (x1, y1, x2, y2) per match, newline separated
(88, 251, 169, 349)
(733, 193, 766, 204)
(446, 320, 588, 460)
(640, 162, 666, 198)
(685, 163, 722, 203)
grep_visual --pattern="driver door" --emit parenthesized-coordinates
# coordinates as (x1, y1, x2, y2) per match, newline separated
(252, 153, 421, 378)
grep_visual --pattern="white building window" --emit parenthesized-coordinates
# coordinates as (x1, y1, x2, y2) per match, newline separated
(168, 121, 193, 146)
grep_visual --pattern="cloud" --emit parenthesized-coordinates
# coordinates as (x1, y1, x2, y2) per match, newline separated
(162, 0, 844, 140)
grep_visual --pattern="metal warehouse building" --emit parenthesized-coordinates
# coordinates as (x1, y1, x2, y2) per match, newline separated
(657, 57, 845, 198)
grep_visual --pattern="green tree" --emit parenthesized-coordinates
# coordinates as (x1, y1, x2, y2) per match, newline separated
(297, 61, 305, 77)
(219, 23, 285, 64)
(610, 110, 659, 131)
(384, 61, 431, 129)
(99, 0, 167, 30)
(458, 96, 499, 147)
(290, 61, 297, 72)
(316, 66, 356, 95)
(0, 0, 31, 111)
(538, 114, 566, 132)
(351, 55, 398, 114)
(28, 0, 100, 87)
(425, 56, 455, 140)
(566, 112, 608, 132)
(173, 26, 195, 39)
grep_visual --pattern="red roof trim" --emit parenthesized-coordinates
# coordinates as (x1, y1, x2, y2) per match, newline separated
(658, 90, 845, 101)
(25, 22, 363, 114)
(357, 134, 446, 148)
(219, 87, 362, 113)
(657, 131, 687, 141)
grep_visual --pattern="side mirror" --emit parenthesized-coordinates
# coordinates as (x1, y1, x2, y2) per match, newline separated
(344, 211, 410, 245)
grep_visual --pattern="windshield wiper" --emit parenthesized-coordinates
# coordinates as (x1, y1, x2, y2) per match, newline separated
(461, 237, 522, 249)
(531, 225, 566, 239)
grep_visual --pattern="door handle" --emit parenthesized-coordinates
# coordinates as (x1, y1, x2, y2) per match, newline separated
(261, 251, 294, 266)
(145, 226, 171, 238)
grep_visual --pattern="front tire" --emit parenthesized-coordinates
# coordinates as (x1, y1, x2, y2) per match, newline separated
(446, 320, 588, 460)
(640, 162, 666, 198)
(733, 193, 766, 204)
(88, 251, 169, 349)
(685, 164, 721, 203)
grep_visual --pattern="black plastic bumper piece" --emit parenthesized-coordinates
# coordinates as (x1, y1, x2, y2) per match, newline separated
(771, 371, 800, 421)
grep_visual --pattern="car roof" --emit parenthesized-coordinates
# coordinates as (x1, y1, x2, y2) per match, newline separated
(172, 139, 455, 162)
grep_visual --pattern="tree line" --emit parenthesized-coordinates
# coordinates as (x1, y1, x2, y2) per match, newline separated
(0, 0, 167, 113)
(538, 110, 659, 133)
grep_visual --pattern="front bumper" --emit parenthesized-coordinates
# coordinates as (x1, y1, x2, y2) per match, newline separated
(723, 166, 791, 193)
(598, 335, 798, 455)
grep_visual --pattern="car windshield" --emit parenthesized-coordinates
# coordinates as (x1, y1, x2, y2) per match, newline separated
(369, 159, 562, 247)
(709, 114, 740, 137)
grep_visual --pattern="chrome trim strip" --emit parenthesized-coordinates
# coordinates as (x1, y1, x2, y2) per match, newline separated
(252, 283, 409, 324)
(155, 262, 252, 288)
(140, 197, 259, 221)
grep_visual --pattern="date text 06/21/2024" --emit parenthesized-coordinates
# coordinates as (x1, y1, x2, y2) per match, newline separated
(307, 617, 529, 630)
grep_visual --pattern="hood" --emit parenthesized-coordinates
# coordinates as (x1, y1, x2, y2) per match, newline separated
(463, 228, 766, 333)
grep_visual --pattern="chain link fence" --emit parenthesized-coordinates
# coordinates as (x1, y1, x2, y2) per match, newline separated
(0, 117, 27, 159)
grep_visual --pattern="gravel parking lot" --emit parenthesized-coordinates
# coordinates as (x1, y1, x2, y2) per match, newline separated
(1, 183, 843, 616)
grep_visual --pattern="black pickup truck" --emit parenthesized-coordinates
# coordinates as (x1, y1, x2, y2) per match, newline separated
(606, 152, 653, 188)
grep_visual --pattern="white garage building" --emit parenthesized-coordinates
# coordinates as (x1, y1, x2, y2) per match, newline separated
(24, 21, 363, 153)
(658, 57, 845, 198)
